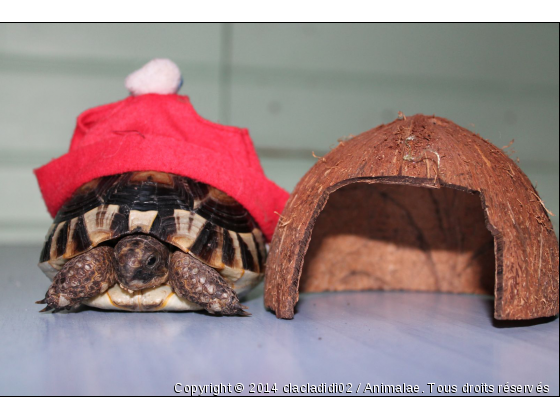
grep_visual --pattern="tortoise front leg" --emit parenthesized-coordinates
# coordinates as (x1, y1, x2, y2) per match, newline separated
(36, 246, 118, 312)
(169, 251, 250, 316)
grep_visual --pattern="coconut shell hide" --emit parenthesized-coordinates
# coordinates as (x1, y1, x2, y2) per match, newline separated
(264, 114, 559, 320)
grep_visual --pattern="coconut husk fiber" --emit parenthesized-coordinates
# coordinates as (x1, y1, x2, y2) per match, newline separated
(264, 114, 559, 320)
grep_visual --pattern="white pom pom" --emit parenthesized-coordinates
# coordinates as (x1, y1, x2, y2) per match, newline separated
(125, 58, 182, 96)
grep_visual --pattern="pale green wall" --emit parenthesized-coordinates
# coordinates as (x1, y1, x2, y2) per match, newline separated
(0, 23, 558, 243)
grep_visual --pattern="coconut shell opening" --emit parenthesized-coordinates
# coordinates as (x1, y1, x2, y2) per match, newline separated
(264, 114, 559, 321)
(300, 182, 495, 295)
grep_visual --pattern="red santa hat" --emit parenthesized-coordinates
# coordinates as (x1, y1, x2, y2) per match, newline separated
(34, 59, 289, 241)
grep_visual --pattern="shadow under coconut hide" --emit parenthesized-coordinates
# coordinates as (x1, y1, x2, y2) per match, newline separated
(300, 182, 496, 296)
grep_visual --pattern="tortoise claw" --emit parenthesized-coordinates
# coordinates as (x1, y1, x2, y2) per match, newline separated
(39, 304, 74, 313)
(237, 309, 252, 317)
(35, 299, 47, 304)
(237, 305, 251, 316)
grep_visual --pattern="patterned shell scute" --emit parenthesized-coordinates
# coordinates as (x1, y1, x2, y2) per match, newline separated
(39, 172, 267, 281)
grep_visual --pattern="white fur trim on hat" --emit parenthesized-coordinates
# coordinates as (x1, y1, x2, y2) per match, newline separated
(125, 58, 182, 96)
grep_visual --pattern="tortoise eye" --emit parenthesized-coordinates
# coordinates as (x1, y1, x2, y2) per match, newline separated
(146, 256, 158, 267)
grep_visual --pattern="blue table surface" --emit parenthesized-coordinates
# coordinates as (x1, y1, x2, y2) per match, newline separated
(0, 245, 558, 396)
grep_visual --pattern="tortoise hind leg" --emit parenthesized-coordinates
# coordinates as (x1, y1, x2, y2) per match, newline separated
(169, 251, 250, 316)
(36, 246, 118, 312)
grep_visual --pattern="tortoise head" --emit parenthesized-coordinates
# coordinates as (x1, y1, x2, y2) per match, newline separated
(114, 235, 170, 291)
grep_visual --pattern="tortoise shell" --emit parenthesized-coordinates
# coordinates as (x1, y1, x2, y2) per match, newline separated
(39, 171, 267, 293)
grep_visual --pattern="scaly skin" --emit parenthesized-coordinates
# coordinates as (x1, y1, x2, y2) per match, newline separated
(38, 236, 249, 316)
(114, 235, 170, 291)
(37, 246, 118, 312)
(169, 250, 250, 316)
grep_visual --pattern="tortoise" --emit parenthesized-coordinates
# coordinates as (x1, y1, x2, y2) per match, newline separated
(36, 171, 267, 315)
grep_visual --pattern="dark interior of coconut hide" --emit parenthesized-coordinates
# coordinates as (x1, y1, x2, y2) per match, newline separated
(300, 182, 496, 295)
